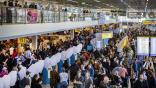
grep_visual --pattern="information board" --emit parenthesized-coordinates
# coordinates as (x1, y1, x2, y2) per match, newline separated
(137, 37, 149, 56)
(150, 37, 156, 56)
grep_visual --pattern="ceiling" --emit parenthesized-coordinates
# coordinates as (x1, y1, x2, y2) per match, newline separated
(29, 0, 156, 10)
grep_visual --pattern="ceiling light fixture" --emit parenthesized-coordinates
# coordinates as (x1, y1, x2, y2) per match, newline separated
(67, 0, 78, 3)
(81, 2, 85, 5)
(94, 0, 101, 3)
(145, 0, 149, 12)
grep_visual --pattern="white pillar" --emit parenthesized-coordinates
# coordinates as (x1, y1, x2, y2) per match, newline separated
(71, 30, 74, 40)
(31, 36, 38, 50)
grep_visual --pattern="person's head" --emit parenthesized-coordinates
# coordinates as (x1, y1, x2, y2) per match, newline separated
(18, 60, 22, 65)
(149, 57, 152, 62)
(88, 64, 92, 69)
(139, 74, 144, 81)
(85, 72, 90, 78)
(26, 71, 30, 77)
(103, 76, 110, 84)
(62, 67, 65, 72)
(33, 74, 39, 80)
(48, 66, 52, 71)
(103, 58, 106, 62)
(99, 63, 103, 68)
(77, 71, 81, 77)
(81, 64, 84, 70)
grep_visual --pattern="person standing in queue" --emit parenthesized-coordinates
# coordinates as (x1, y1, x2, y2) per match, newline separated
(36, 78, 43, 88)
(59, 67, 68, 88)
(21, 71, 31, 88)
(73, 71, 84, 88)
(134, 74, 148, 88)
(31, 74, 39, 88)
(84, 72, 93, 88)
(50, 67, 60, 88)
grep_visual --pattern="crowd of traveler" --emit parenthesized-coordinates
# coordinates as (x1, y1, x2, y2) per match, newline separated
(2, 0, 60, 10)
(3, 0, 39, 9)
(0, 25, 156, 88)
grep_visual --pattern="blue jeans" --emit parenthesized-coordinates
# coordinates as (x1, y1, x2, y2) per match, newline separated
(60, 81, 68, 88)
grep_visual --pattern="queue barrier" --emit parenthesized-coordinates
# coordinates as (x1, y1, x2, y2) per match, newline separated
(0, 43, 83, 87)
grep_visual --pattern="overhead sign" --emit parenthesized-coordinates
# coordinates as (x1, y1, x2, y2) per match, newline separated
(128, 12, 146, 18)
(143, 20, 156, 25)
(137, 37, 149, 56)
(102, 31, 113, 39)
(150, 37, 156, 56)
(18, 37, 26, 44)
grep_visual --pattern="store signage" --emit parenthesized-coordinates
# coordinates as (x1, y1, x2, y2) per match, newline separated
(102, 31, 113, 39)
(137, 37, 149, 56)
(18, 37, 26, 44)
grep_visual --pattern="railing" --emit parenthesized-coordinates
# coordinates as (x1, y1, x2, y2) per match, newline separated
(0, 6, 99, 25)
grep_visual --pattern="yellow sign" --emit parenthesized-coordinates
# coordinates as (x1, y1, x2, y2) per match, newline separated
(143, 21, 156, 25)
(18, 37, 26, 44)
(84, 27, 91, 31)
(118, 36, 129, 49)
(102, 31, 113, 39)
(75, 29, 81, 33)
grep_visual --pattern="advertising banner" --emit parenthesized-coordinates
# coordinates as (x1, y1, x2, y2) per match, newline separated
(150, 37, 156, 56)
(102, 31, 113, 39)
(27, 9, 38, 23)
(137, 37, 149, 56)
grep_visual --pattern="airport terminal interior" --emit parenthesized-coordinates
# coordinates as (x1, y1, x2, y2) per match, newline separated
(0, 0, 156, 88)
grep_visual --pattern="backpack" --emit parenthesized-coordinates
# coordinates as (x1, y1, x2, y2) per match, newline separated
(21, 77, 30, 87)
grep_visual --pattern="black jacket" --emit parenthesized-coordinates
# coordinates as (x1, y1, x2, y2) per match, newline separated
(134, 80, 148, 88)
